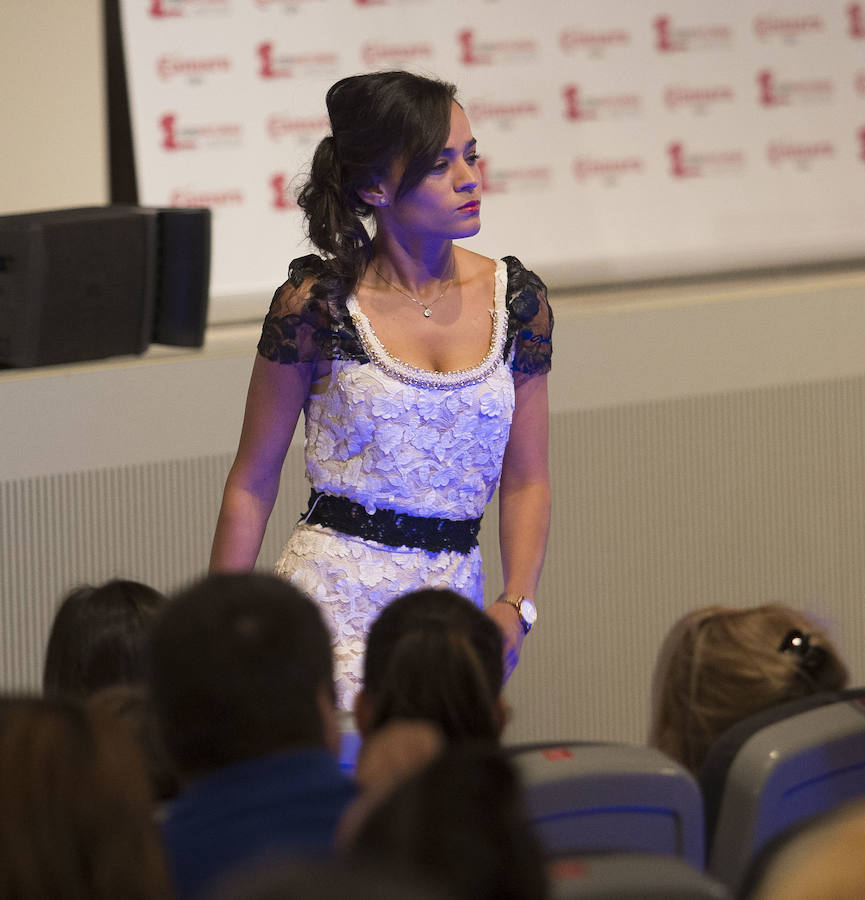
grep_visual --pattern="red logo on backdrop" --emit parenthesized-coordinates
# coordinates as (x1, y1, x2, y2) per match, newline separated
(255, 0, 324, 8)
(559, 26, 631, 56)
(572, 155, 645, 183)
(850, 4, 865, 37)
(157, 54, 231, 82)
(149, 0, 229, 17)
(667, 141, 745, 178)
(457, 28, 537, 66)
(266, 113, 329, 142)
(856, 71, 865, 95)
(362, 42, 433, 68)
(754, 14, 824, 41)
(859, 127, 865, 162)
(664, 84, 735, 112)
(159, 113, 242, 151)
(757, 70, 834, 107)
(667, 142, 697, 178)
(766, 140, 835, 168)
(257, 42, 338, 79)
(466, 99, 539, 127)
(150, 0, 181, 16)
(160, 114, 195, 151)
(477, 158, 550, 193)
(561, 84, 640, 121)
(270, 174, 298, 210)
(654, 15, 732, 52)
(169, 187, 244, 207)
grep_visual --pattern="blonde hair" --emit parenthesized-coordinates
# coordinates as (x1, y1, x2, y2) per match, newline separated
(648, 605, 849, 774)
(751, 800, 865, 900)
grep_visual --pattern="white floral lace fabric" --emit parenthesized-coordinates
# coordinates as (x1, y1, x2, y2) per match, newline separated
(275, 260, 515, 708)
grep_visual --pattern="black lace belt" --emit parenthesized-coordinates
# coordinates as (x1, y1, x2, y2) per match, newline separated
(300, 490, 482, 555)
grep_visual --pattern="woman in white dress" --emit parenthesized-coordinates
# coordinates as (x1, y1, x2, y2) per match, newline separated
(210, 71, 552, 709)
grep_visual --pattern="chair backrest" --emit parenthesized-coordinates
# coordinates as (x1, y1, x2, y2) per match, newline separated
(703, 693, 865, 893)
(510, 742, 704, 869)
(549, 853, 731, 900)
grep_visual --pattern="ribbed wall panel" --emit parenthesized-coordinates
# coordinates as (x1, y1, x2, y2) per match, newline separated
(3, 375, 865, 747)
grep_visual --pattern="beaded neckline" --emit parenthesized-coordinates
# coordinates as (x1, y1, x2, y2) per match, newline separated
(346, 259, 508, 390)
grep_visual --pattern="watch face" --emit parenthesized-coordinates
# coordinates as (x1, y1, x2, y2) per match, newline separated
(521, 598, 537, 627)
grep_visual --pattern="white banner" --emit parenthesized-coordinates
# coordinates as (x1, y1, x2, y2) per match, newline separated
(120, 0, 865, 312)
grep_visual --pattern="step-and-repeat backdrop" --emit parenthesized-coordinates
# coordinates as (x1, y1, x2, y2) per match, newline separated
(120, 0, 865, 310)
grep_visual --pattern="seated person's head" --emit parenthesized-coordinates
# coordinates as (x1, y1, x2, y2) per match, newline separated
(43, 579, 167, 698)
(356, 589, 505, 741)
(349, 742, 549, 900)
(148, 573, 337, 781)
(0, 694, 171, 900)
(748, 799, 865, 900)
(649, 604, 849, 773)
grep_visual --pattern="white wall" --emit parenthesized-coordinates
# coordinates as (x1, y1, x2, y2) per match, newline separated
(0, 0, 107, 216)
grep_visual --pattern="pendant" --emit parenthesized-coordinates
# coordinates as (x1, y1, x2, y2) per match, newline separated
(423, 308, 432, 318)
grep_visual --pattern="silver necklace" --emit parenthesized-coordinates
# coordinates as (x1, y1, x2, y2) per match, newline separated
(372, 261, 456, 318)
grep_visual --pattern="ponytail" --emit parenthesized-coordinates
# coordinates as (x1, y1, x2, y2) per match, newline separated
(296, 134, 373, 307)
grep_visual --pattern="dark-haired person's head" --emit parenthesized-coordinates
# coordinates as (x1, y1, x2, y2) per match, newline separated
(43, 579, 167, 698)
(297, 70, 458, 304)
(0, 694, 172, 900)
(149, 573, 336, 780)
(356, 588, 505, 742)
(350, 742, 549, 900)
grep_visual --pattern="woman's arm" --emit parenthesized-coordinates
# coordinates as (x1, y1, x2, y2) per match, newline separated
(209, 354, 311, 572)
(486, 372, 551, 678)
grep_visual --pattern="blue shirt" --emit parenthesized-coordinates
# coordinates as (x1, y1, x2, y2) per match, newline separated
(161, 748, 357, 899)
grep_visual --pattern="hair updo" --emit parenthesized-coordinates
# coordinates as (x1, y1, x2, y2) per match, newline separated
(648, 604, 849, 774)
(296, 71, 458, 306)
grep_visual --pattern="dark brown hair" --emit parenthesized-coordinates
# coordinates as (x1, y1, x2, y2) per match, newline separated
(351, 743, 549, 900)
(297, 70, 457, 306)
(43, 579, 167, 698)
(0, 695, 172, 900)
(363, 589, 503, 742)
(149, 572, 334, 777)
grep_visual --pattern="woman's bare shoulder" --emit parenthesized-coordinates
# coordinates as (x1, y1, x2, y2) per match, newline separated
(454, 247, 497, 282)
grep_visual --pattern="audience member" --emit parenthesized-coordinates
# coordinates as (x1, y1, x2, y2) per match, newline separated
(0, 695, 173, 900)
(337, 719, 445, 848)
(746, 799, 865, 900)
(649, 604, 848, 774)
(88, 682, 180, 807)
(43, 578, 167, 698)
(355, 588, 506, 742)
(349, 742, 549, 900)
(204, 858, 448, 900)
(149, 572, 356, 900)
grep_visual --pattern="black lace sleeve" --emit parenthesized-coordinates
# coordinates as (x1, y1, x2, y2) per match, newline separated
(256, 255, 367, 365)
(502, 255, 553, 387)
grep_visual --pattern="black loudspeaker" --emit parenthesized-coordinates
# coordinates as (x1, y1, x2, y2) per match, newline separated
(0, 205, 211, 368)
(149, 207, 211, 348)
(0, 207, 156, 368)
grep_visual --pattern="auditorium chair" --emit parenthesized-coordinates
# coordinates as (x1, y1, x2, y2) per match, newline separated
(548, 853, 730, 899)
(510, 742, 704, 868)
(700, 689, 865, 893)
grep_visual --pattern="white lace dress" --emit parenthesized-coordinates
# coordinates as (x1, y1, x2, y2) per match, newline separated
(258, 255, 552, 709)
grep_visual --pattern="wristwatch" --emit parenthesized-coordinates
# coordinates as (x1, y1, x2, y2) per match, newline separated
(496, 593, 537, 634)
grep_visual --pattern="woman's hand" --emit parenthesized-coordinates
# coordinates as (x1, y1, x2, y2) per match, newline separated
(485, 600, 525, 682)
